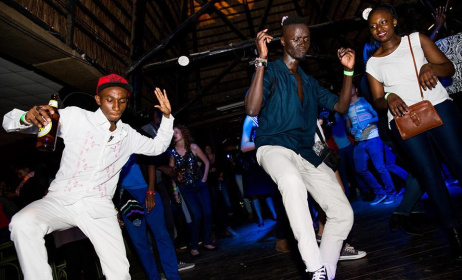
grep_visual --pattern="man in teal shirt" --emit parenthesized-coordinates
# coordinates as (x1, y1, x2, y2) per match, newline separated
(245, 16, 356, 280)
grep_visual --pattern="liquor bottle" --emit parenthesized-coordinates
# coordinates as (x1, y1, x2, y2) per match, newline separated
(36, 94, 60, 152)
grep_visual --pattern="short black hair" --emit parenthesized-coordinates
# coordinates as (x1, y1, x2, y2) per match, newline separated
(368, 3, 398, 21)
(281, 16, 308, 27)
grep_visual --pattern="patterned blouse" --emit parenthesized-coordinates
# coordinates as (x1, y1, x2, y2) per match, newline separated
(171, 148, 202, 186)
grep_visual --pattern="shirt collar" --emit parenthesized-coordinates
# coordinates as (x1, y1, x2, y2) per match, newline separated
(91, 108, 124, 135)
(92, 108, 109, 126)
(92, 108, 122, 127)
(274, 57, 310, 82)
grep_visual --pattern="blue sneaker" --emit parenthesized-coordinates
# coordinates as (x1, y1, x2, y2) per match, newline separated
(369, 194, 387, 206)
(384, 195, 397, 204)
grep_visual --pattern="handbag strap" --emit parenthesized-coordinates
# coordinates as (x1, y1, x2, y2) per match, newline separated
(407, 35, 424, 101)
(315, 125, 326, 144)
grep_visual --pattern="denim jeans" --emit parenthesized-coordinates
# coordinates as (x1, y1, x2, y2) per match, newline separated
(337, 143, 369, 196)
(393, 172, 425, 215)
(384, 144, 408, 180)
(179, 181, 213, 250)
(390, 100, 462, 228)
(353, 137, 395, 196)
(122, 189, 180, 280)
(381, 139, 425, 216)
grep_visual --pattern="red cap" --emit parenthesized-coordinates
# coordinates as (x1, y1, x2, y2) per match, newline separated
(96, 74, 133, 96)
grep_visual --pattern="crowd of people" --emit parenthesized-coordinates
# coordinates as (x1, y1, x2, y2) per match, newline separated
(1, 2, 461, 280)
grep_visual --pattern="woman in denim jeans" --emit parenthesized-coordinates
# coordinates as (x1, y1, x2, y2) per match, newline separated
(170, 124, 216, 257)
(366, 3, 462, 261)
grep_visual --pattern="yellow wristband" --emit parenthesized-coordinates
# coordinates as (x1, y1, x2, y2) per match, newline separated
(343, 70, 354, 76)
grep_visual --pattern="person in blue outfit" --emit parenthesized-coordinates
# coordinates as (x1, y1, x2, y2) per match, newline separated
(119, 154, 181, 280)
(344, 84, 397, 205)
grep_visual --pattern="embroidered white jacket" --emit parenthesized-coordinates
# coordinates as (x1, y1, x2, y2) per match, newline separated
(2, 107, 174, 218)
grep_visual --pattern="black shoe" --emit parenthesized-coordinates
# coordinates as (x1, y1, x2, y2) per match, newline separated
(410, 213, 439, 233)
(447, 228, 462, 262)
(390, 213, 423, 236)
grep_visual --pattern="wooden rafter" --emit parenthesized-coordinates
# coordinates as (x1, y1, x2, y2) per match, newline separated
(197, 0, 247, 41)
(242, 0, 255, 38)
(257, 0, 274, 31)
(88, 0, 131, 36)
(291, 0, 304, 17)
(75, 1, 130, 52)
(174, 59, 241, 116)
(126, 0, 220, 75)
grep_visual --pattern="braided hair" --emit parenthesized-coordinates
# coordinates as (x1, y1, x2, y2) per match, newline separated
(367, 3, 398, 21)
(367, 3, 404, 36)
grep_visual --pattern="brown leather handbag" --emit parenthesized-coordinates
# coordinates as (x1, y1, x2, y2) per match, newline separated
(393, 36, 443, 140)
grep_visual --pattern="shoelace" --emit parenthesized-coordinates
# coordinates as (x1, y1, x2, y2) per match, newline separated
(312, 266, 327, 280)
(342, 243, 357, 255)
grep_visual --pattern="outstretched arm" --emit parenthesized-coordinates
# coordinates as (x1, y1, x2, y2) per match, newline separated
(3, 105, 55, 134)
(333, 48, 355, 114)
(154, 87, 171, 118)
(245, 29, 273, 116)
(429, 6, 446, 41)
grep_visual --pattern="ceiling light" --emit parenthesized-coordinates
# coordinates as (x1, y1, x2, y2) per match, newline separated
(178, 56, 189, 66)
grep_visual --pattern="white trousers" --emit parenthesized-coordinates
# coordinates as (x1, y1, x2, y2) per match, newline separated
(257, 145, 353, 280)
(9, 196, 130, 280)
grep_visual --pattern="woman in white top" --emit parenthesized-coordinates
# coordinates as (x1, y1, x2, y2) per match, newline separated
(366, 3, 462, 262)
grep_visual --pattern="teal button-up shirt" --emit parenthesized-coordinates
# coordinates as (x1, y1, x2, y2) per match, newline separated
(254, 57, 339, 166)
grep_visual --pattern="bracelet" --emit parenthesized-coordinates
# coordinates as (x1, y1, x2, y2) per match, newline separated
(384, 92, 392, 101)
(255, 57, 267, 62)
(343, 70, 354, 76)
(20, 113, 31, 125)
(146, 191, 155, 195)
(255, 61, 267, 69)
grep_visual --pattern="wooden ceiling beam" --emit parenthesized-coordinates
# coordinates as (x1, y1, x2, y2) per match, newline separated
(126, 0, 220, 76)
(174, 59, 240, 116)
(242, 0, 256, 38)
(291, 0, 304, 17)
(85, 0, 131, 36)
(74, 1, 130, 53)
(197, 0, 247, 41)
(257, 0, 273, 31)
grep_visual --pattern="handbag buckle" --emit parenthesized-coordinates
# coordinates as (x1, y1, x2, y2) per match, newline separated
(410, 113, 421, 126)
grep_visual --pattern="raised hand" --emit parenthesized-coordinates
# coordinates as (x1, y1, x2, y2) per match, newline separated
(24, 105, 56, 128)
(153, 87, 171, 117)
(338, 47, 355, 70)
(255, 29, 273, 58)
(432, 6, 446, 33)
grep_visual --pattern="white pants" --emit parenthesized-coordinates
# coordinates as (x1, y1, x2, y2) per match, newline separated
(257, 145, 353, 280)
(9, 196, 130, 280)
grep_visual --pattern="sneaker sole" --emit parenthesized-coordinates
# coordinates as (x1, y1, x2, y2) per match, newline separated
(339, 251, 367, 261)
(370, 196, 387, 206)
(178, 264, 195, 271)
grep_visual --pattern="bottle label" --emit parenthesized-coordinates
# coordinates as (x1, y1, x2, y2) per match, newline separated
(49, 100, 58, 108)
(38, 123, 52, 137)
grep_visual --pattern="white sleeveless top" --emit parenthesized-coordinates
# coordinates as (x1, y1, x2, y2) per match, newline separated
(366, 32, 449, 123)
